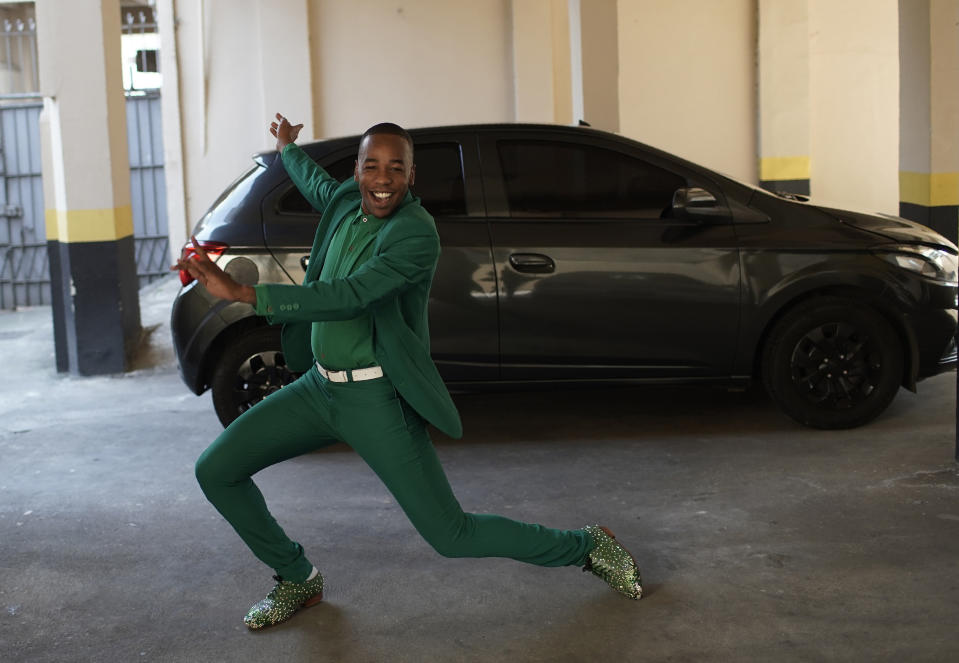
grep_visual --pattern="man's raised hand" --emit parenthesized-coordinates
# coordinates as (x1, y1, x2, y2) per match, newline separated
(270, 112, 303, 151)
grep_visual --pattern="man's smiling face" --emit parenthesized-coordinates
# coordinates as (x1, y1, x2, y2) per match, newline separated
(354, 133, 415, 219)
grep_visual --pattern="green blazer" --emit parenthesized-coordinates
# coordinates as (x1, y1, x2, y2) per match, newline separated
(254, 144, 463, 439)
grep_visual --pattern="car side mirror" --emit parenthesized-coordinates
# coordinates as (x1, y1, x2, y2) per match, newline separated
(671, 187, 727, 220)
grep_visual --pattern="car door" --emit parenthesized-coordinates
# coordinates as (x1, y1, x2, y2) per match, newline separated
(480, 131, 741, 380)
(260, 134, 498, 381)
(411, 133, 498, 381)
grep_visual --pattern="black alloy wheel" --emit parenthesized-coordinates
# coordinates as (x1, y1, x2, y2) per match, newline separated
(791, 321, 881, 408)
(211, 327, 300, 427)
(762, 297, 903, 429)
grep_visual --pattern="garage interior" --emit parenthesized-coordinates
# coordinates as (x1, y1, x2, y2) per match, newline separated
(1, 0, 958, 661)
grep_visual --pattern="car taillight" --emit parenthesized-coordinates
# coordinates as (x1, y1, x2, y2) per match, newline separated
(178, 240, 229, 286)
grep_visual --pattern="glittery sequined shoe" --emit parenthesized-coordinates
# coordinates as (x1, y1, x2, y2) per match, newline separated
(582, 525, 643, 600)
(243, 572, 324, 629)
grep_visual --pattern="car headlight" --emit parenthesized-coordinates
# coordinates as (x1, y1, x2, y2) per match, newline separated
(875, 245, 958, 285)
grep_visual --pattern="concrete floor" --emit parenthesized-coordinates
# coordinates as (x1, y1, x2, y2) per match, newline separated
(2, 277, 958, 663)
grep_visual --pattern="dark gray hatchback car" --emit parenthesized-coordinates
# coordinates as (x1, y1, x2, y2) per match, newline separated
(171, 123, 958, 429)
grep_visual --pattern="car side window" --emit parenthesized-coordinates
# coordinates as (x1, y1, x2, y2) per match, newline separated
(410, 143, 467, 216)
(277, 143, 467, 217)
(497, 140, 686, 219)
(276, 155, 355, 214)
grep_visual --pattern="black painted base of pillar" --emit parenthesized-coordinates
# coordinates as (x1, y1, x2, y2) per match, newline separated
(46, 236, 142, 375)
(899, 202, 958, 245)
(759, 179, 810, 196)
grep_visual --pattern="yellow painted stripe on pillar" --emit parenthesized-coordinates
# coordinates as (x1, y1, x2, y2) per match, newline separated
(759, 156, 810, 181)
(44, 209, 59, 241)
(899, 171, 959, 207)
(44, 206, 134, 243)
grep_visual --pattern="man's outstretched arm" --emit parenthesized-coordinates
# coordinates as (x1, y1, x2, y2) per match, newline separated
(271, 112, 341, 212)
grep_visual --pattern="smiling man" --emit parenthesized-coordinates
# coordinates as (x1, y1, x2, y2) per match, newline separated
(174, 114, 643, 630)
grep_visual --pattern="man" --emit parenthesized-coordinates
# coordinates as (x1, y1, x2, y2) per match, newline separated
(174, 114, 642, 630)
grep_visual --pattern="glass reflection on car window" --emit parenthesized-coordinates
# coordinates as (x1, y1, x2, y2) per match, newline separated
(498, 140, 686, 219)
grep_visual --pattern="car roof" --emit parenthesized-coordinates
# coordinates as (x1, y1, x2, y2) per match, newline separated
(253, 122, 712, 180)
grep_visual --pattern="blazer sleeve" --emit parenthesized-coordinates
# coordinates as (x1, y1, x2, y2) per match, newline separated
(253, 225, 439, 324)
(281, 143, 342, 212)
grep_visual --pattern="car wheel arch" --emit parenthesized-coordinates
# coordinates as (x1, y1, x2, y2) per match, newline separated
(749, 286, 918, 391)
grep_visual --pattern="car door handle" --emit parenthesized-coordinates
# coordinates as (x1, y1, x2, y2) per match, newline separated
(509, 253, 555, 274)
(299, 255, 310, 271)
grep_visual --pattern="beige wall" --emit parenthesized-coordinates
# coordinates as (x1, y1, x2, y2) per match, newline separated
(161, 0, 313, 245)
(159, 0, 917, 245)
(308, 0, 515, 136)
(809, 0, 899, 212)
(164, 0, 517, 238)
(616, 0, 758, 181)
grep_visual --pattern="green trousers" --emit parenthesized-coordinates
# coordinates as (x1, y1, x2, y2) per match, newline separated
(195, 366, 591, 583)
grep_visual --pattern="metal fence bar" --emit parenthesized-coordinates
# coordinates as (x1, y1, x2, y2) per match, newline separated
(126, 91, 169, 288)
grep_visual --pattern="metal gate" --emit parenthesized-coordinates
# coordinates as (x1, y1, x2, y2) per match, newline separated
(0, 6, 168, 308)
(0, 93, 168, 309)
(0, 101, 44, 309)
(126, 91, 169, 289)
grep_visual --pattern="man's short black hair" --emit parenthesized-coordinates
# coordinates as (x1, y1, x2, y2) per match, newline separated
(361, 123, 413, 156)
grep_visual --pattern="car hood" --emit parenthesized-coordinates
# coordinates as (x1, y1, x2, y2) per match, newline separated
(813, 205, 958, 250)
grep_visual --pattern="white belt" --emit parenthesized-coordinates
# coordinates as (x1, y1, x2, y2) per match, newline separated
(316, 362, 384, 383)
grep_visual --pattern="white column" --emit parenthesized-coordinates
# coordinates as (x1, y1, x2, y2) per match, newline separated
(36, 0, 141, 375)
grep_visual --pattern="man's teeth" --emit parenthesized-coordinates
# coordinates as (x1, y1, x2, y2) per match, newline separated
(373, 192, 392, 199)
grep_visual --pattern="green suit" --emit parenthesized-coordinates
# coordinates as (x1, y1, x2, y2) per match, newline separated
(194, 143, 590, 585)
(254, 143, 462, 439)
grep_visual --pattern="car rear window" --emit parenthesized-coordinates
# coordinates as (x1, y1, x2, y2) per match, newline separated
(277, 142, 466, 217)
(497, 140, 685, 219)
(194, 164, 267, 234)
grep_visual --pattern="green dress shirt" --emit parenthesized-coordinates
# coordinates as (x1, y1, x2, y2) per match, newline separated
(312, 207, 388, 369)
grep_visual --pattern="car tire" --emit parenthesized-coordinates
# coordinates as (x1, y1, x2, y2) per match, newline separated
(211, 326, 300, 428)
(761, 297, 903, 429)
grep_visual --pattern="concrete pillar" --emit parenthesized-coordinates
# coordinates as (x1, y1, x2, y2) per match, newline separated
(808, 0, 900, 213)
(899, 0, 958, 244)
(511, 0, 573, 123)
(572, 0, 619, 132)
(928, 0, 959, 239)
(155, 0, 189, 263)
(758, 0, 811, 195)
(36, 0, 141, 374)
